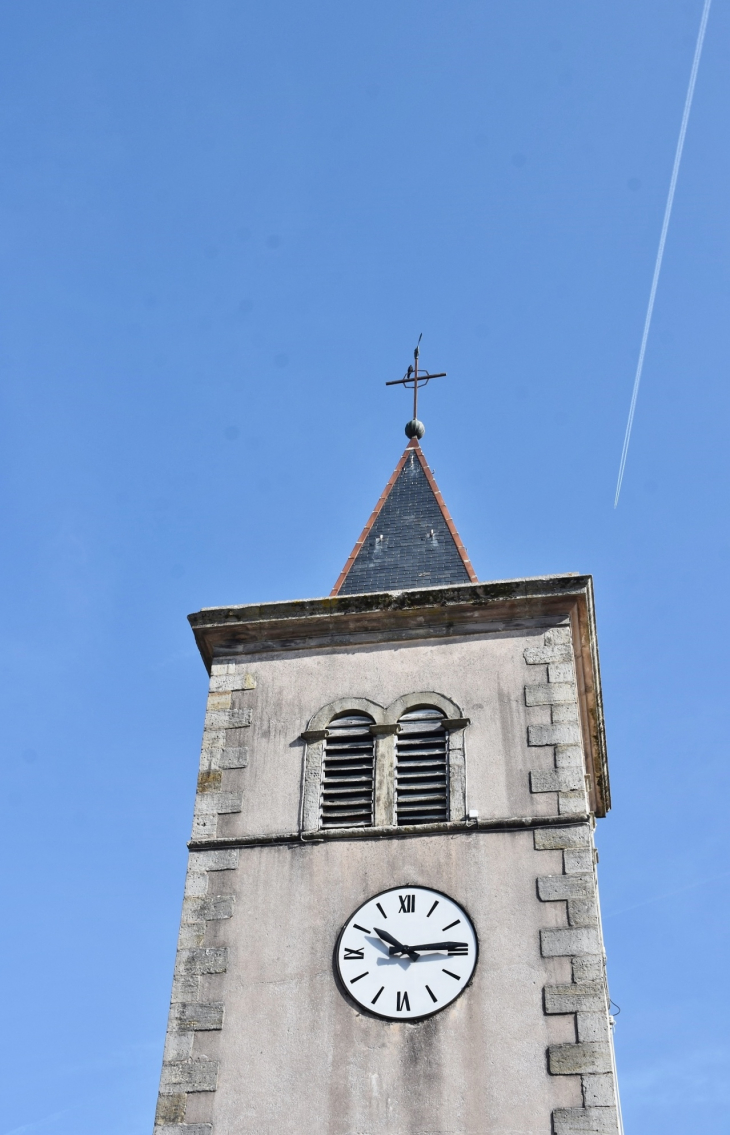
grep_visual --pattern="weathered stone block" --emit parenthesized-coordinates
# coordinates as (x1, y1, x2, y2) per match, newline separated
(544, 981, 605, 1014)
(525, 682, 576, 706)
(154, 1126, 212, 1135)
(171, 1002, 224, 1031)
(552, 1106, 619, 1133)
(552, 703, 579, 724)
(576, 1012, 610, 1043)
(537, 873, 592, 901)
(529, 723, 582, 746)
(178, 922, 205, 949)
(555, 744, 584, 768)
(171, 974, 201, 1003)
(524, 645, 573, 665)
(545, 627, 571, 646)
(196, 770, 222, 794)
(573, 956, 604, 983)
(185, 895, 235, 922)
(531, 768, 584, 794)
(207, 691, 232, 712)
(194, 792, 242, 816)
(582, 1074, 616, 1108)
(548, 1042, 612, 1075)
(540, 927, 602, 957)
(549, 661, 576, 683)
(228, 709, 253, 729)
(568, 898, 598, 927)
(191, 849, 239, 872)
(534, 826, 590, 851)
(155, 1093, 186, 1123)
(163, 1031, 195, 1062)
(160, 1060, 219, 1093)
(175, 948, 228, 975)
(217, 746, 248, 769)
(559, 790, 588, 815)
(564, 848, 594, 874)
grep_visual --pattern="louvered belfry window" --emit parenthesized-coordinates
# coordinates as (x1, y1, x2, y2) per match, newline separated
(320, 713, 375, 829)
(395, 708, 449, 825)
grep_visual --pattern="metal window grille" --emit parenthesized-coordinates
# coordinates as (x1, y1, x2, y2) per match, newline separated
(320, 714, 375, 829)
(395, 708, 449, 826)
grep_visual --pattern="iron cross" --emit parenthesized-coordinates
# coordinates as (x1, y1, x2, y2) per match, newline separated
(386, 334, 446, 421)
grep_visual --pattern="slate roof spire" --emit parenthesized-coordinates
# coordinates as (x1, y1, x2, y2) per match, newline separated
(331, 438, 477, 596)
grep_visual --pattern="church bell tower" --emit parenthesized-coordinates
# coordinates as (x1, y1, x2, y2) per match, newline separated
(153, 362, 623, 1135)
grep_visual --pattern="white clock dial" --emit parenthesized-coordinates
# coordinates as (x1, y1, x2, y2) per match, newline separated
(335, 885, 478, 1020)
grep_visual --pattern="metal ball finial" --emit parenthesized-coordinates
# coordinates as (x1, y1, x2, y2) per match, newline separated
(405, 418, 425, 439)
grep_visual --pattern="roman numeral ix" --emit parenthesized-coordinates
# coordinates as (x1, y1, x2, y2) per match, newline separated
(344, 948, 364, 960)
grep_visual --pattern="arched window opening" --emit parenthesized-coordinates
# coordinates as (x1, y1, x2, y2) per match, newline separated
(395, 708, 449, 826)
(320, 713, 375, 829)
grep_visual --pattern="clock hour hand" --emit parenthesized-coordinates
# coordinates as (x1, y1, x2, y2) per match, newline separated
(373, 927, 419, 961)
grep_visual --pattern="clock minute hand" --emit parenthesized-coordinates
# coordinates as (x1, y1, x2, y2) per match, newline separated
(373, 926, 418, 961)
(396, 941, 468, 953)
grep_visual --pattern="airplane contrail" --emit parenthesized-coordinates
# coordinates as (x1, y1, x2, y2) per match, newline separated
(614, 0, 712, 507)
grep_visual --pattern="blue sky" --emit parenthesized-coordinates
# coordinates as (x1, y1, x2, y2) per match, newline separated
(1, 2, 728, 1132)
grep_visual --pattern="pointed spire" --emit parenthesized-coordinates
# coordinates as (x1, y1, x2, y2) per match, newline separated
(331, 438, 477, 596)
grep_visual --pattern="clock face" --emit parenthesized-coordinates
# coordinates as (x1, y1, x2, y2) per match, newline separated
(335, 885, 478, 1020)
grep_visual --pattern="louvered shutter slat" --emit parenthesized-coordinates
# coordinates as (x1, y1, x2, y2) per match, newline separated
(395, 708, 449, 826)
(320, 714, 375, 828)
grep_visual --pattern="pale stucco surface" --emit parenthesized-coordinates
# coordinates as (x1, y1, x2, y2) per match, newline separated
(186, 835, 581, 1135)
(215, 626, 557, 842)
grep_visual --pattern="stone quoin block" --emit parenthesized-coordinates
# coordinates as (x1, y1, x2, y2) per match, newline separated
(184, 895, 235, 921)
(537, 873, 593, 901)
(555, 744, 585, 768)
(544, 627, 571, 646)
(568, 898, 599, 927)
(543, 982, 605, 1015)
(548, 1042, 613, 1075)
(530, 768, 584, 794)
(528, 723, 582, 747)
(552, 1107, 619, 1134)
(523, 644, 573, 665)
(540, 927, 602, 957)
(548, 661, 576, 683)
(154, 1125, 213, 1135)
(559, 790, 589, 816)
(193, 792, 242, 815)
(159, 1060, 220, 1093)
(564, 848, 594, 874)
(525, 683, 576, 706)
(552, 703, 579, 724)
(191, 849, 240, 872)
(217, 745, 249, 769)
(534, 826, 591, 851)
(170, 1002, 225, 1031)
(582, 1075, 617, 1108)
(155, 1093, 186, 1123)
(174, 948, 228, 976)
